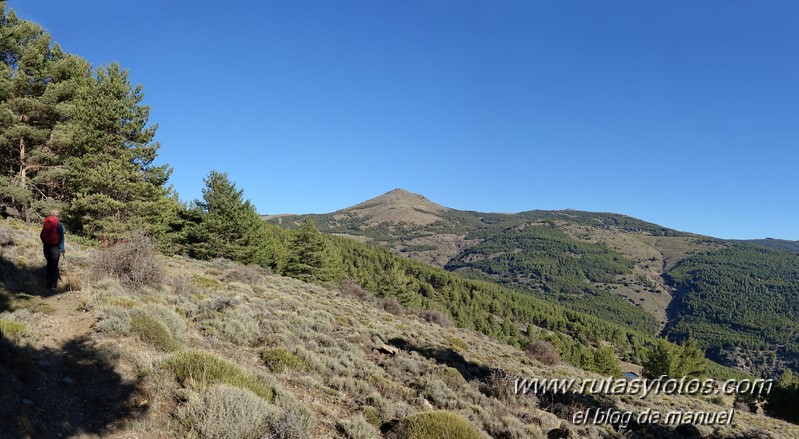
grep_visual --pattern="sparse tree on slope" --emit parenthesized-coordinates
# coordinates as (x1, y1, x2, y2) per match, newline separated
(283, 218, 340, 283)
(185, 170, 275, 267)
(591, 344, 622, 376)
(642, 338, 705, 379)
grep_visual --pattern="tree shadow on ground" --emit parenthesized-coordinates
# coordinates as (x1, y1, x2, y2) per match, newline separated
(0, 333, 147, 439)
(386, 338, 719, 439)
(0, 254, 78, 314)
(388, 337, 494, 382)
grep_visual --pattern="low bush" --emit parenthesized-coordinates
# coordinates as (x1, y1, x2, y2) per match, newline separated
(270, 405, 315, 439)
(362, 406, 380, 426)
(92, 231, 164, 289)
(162, 350, 273, 401)
(389, 411, 483, 439)
(261, 347, 307, 373)
(341, 278, 371, 301)
(94, 307, 132, 336)
(448, 337, 469, 353)
(0, 323, 35, 382)
(140, 304, 188, 342)
(524, 340, 562, 366)
(177, 384, 277, 439)
(194, 275, 222, 289)
(417, 310, 452, 328)
(487, 368, 518, 402)
(441, 367, 466, 389)
(338, 415, 381, 439)
(379, 297, 404, 316)
(224, 264, 266, 285)
(131, 315, 182, 352)
(87, 294, 139, 309)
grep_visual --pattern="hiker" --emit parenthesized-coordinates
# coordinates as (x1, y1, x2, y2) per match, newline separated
(40, 210, 65, 292)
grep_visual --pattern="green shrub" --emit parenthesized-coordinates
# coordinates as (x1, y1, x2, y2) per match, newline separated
(177, 384, 278, 439)
(441, 367, 466, 389)
(261, 347, 306, 373)
(140, 304, 188, 342)
(131, 315, 182, 352)
(163, 350, 273, 401)
(391, 411, 483, 439)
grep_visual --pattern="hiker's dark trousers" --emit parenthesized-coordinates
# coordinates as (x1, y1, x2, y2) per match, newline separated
(43, 244, 61, 290)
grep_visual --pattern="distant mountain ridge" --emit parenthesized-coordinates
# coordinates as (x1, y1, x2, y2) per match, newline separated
(266, 189, 799, 377)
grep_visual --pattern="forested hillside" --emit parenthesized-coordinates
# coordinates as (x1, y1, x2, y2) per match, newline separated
(445, 223, 658, 335)
(269, 189, 799, 379)
(740, 238, 799, 254)
(664, 245, 799, 377)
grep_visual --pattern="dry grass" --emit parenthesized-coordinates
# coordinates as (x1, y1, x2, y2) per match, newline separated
(0, 319, 26, 340)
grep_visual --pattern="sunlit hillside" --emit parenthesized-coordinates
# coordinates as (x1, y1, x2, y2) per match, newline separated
(1, 219, 797, 439)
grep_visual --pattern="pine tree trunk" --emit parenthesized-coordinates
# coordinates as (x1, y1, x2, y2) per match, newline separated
(18, 135, 25, 187)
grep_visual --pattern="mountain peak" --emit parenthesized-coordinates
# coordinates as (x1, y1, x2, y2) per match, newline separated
(371, 188, 431, 203)
(336, 188, 449, 226)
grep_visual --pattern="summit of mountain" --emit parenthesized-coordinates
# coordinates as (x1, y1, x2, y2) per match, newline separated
(332, 188, 450, 227)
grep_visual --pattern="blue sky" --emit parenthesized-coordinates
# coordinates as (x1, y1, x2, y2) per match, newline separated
(11, 1, 799, 240)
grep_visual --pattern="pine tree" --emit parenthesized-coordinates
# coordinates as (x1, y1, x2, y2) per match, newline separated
(765, 370, 799, 424)
(283, 218, 339, 283)
(642, 338, 705, 379)
(66, 63, 172, 239)
(185, 170, 273, 266)
(642, 339, 679, 378)
(592, 345, 622, 376)
(0, 5, 89, 216)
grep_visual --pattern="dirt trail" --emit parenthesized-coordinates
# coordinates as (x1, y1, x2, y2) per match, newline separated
(37, 291, 93, 350)
(2, 285, 145, 439)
